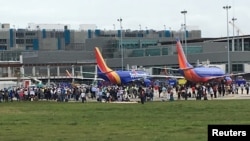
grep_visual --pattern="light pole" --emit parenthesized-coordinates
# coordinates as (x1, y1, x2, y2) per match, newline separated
(181, 10, 187, 58)
(169, 27, 173, 47)
(232, 17, 237, 51)
(117, 18, 123, 70)
(223, 5, 231, 73)
(169, 27, 172, 37)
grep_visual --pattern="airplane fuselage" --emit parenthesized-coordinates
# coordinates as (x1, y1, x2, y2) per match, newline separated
(180, 66, 227, 83)
(175, 39, 233, 84)
(95, 46, 181, 86)
(98, 69, 149, 84)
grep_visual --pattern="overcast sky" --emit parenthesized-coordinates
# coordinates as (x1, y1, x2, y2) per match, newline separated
(1, 0, 249, 37)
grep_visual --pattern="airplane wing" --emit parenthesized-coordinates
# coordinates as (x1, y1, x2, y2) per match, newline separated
(78, 77, 104, 81)
(152, 67, 180, 71)
(208, 72, 249, 79)
(229, 72, 249, 77)
(25, 76, 42, 83)
(179, 67, 194, 71)
(77, 70, 113, 75)
(73, 70, 104, 81)
(150, 67, 184, 79)
(79, 71, 96, 75)
(146, 74, 184, 79)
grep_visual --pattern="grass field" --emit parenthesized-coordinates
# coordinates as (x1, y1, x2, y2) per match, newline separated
(0, 100, 250, 141)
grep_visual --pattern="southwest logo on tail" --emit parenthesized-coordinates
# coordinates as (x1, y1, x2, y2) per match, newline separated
(176, 39, 232, 84)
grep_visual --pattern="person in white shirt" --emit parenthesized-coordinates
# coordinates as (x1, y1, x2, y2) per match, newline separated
(208, 86, 214, 100)
(80, 92, 86, 103)
(240, 83, 244, 94)
(29, 88, 35, 101)
(24, 89, 29, 101)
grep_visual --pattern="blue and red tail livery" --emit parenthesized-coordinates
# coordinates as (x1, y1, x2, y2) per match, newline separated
(95, 47, 122, 84)
(176, 40, 232, 84)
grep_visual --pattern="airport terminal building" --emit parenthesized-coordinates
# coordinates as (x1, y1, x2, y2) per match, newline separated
(0, 23, 250, 80)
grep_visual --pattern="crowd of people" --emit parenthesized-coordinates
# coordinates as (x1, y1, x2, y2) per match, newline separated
(0, 81, 249, 103)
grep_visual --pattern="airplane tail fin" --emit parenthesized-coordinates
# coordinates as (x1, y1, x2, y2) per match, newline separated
(176, 39, 193, 69)
(94, 47, 113, 73)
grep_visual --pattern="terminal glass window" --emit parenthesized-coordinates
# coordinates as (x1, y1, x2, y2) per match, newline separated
(234, 39, 242, 51)
(55, 32, 64, 38)
(141, 40, 158, 48)
(187, 46, 202, 54)
(26, 39, 33, 44)
(0, 39, 7, 44)
(0, 51, 21, 61)
(25, 32, 36, 36)
(0, 45, 7, 50)
(121, 40, 139, 49)
(244, 40, 250, 51)
(16, 32, 25, 38)
(123, 43, 139, 49)
(162, 48, 168, 55)
(145, 48, 160, 56)
(232, 64, 243, 72)
(16, 39, 25, 44)
(131, 50, 144, 57)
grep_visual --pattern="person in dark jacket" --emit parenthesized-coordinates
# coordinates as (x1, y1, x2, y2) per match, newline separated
(139, 87, 145, 104)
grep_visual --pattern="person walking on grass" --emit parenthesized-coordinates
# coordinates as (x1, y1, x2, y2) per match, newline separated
(139, 87, 145, 104)
(80, 91, 86, 103)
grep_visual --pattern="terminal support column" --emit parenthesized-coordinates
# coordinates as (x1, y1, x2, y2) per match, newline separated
(32, 66, 36, 76)
(20, 65, 24, 77)
(57, 66, 60, 77)
(47, 65, 50, 86)
(79, 66, 83, 77)
(8, 66, 11, 77)
(71, 65, 75, 82)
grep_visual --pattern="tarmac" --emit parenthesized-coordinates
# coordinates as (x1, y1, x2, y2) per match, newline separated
(83, 90, 250, 103)
(148, 90, 250, 101)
